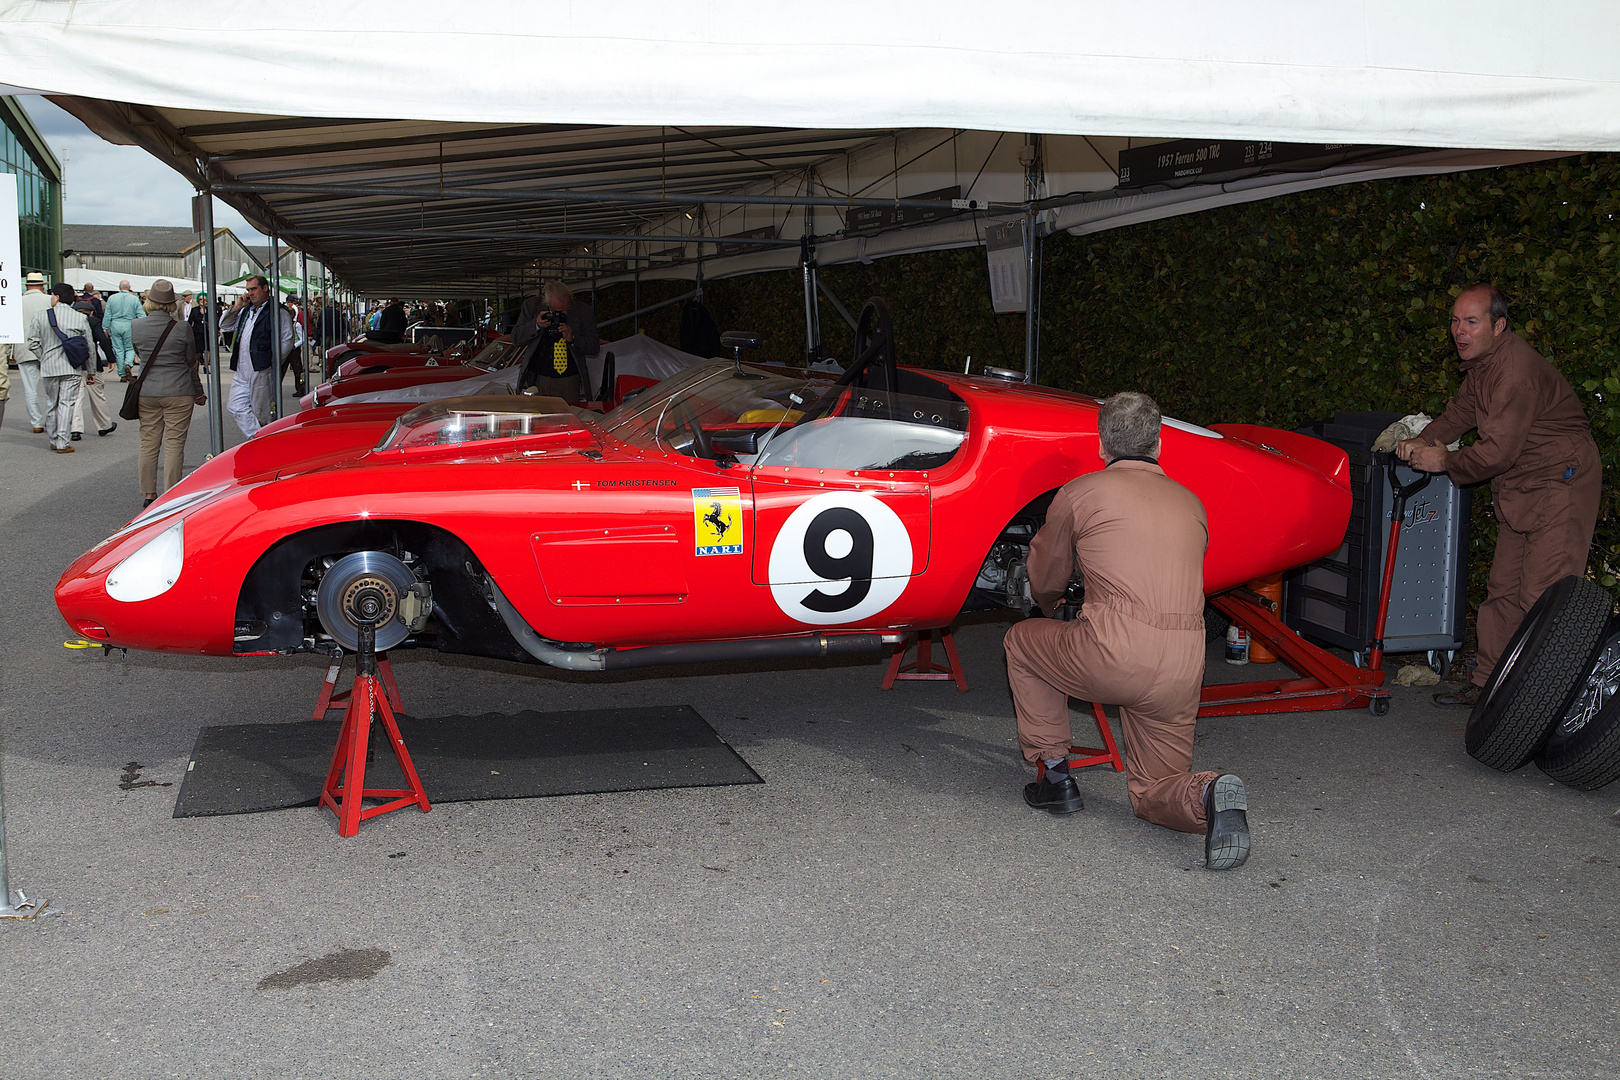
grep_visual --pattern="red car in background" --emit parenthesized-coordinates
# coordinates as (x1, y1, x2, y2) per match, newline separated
(303, 339, 524, 410)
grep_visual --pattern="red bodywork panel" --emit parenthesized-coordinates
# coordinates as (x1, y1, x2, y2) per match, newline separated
(56, 364, 1351, 661)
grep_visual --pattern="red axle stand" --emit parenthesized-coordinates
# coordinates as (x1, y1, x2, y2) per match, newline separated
(1036, 702, 1126, 779)
(880, 628, 970, 692)
(313, 651, 403, 720)
(318, 630, 430, 837)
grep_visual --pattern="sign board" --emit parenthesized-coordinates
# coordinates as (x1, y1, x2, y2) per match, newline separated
(0, 173, 21, 344)
(846, 186, 963, 237)
(1117, 139, 1405, 189)
(985, 218, 1027, 314)
(715, 226, 776, 257)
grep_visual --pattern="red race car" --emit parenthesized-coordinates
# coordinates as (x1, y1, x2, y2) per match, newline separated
(57, 310, 1350, 672)
(302, 339, 525, 410)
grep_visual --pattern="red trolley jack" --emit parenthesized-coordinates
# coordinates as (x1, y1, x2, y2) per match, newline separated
(319, 619, 431, 837)
(1198, 462, 1433, 718)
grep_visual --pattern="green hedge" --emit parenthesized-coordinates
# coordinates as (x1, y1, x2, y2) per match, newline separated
(590, 153, 1620, 596)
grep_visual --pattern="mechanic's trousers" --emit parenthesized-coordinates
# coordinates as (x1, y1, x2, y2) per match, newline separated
(1473, 477, 1602, 688)
(109, 320, 135, 377)
(1006, 610, 1216, 834)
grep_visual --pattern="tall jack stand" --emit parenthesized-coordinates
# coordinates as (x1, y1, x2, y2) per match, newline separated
(312, 651, 403, 720)
(1199, 463, 1432, 718)
(319, 620, 431, 837)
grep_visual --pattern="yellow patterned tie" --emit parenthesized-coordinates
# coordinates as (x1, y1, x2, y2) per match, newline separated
(552, 339, 569, 375)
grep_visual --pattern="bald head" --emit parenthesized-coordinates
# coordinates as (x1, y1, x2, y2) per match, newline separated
(119, 280, 132, 291)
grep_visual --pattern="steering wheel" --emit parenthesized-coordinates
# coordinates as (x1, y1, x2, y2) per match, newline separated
(672, 397, 714, 458)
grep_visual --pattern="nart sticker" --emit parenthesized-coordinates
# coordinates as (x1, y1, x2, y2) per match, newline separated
(693, 487, 744, 556)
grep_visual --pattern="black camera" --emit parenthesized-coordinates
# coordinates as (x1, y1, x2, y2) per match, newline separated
(538, 309, 565, 329)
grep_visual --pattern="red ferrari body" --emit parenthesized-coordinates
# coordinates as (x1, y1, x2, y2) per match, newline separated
(57, 361, 1351, 671)
(303, 339, 523, 410)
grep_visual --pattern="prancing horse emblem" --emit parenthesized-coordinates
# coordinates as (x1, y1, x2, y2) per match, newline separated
(702, 501, 731, 538)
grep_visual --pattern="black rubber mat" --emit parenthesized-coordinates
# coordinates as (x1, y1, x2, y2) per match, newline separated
(173, 705, 761, 817)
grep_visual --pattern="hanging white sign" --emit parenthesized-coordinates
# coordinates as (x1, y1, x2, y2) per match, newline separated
(0, 173, 22, 344)
(985, 218, 1027, 314)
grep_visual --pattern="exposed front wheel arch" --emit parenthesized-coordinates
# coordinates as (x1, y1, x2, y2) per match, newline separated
(233, 519, 528, 661)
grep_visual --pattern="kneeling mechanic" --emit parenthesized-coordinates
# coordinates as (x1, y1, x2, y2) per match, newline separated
(1003, 391, 1249, 870)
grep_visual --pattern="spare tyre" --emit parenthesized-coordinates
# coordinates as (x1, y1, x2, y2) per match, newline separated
(1465, 576, 1613, 772)
(1535, 621, 1620, 789)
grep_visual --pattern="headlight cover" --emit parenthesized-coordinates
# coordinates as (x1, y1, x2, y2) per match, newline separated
(107, 520, 185, 603)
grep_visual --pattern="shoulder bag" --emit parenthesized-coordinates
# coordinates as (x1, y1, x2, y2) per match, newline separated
(45, 308, 92, 370)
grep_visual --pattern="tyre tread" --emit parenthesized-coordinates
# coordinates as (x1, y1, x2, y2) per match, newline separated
(1466, 578, 1614, 772)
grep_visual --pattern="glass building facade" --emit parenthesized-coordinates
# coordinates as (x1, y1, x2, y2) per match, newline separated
(2, 97, 63, 282)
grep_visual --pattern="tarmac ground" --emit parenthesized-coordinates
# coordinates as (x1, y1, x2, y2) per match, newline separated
(2, 379, 1617, 1079)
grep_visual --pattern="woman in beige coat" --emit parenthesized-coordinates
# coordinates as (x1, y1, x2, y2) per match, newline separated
(130, 279, 205, 507)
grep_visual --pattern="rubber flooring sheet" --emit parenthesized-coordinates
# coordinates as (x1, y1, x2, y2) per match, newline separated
(173, 705, 761, 817)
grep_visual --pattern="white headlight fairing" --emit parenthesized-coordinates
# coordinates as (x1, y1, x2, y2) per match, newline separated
(107, 520, 185, 603)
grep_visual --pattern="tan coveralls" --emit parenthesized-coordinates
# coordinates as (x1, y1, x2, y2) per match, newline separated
(1004, 459, 1217, 833)
(1418, 331, 1601, 688)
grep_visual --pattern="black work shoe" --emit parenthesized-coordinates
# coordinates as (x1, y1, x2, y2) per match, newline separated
(1204, 774, 1250, 870)
(1023, 773, 1085, 814)
(98, 423, 117, 436)
(70, 431, 82, 441)
(142, 497, 156, 508)
(1432, 684, 1481, 707)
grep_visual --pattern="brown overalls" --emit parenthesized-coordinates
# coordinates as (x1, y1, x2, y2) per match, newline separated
(1419, 332, 1601, 688)
(1004, 460, 1217, 833)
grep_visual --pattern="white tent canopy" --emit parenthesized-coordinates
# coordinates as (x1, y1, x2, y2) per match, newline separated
(5, 2, 1618, 296)
(4, 3, 1620, 148)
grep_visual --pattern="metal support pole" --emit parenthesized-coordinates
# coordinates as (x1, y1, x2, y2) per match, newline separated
(201, 194, 224, 455)
(269, 234, 284, 420)
(1023, 208, 1038, 385)
(299, 250, 310, 393)
(633, 269, 641, 335)
(0, 752, 28, 917)
(801, 236, 821, 367)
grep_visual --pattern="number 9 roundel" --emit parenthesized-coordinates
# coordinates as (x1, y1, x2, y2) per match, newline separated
(767, 492, 914, 625)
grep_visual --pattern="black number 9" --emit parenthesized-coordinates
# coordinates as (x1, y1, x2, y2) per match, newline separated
(801, 508, 874, 612)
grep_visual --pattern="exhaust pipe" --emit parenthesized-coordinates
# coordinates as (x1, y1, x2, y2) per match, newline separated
(488, 576, 886, 672)
(601, 633, 884, 671)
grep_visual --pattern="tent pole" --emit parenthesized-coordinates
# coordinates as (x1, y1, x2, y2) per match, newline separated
(269, 233, 284, 421)
(299, 250, 310, 392)
(200, 194, 224, 456)
(1023, 208, 1037, 385)
(800, 236, 821, 366)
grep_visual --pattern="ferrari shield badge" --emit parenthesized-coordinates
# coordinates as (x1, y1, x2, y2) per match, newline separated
(692, 487, 744, 556)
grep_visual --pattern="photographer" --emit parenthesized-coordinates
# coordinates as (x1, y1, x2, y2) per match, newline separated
(512, 282, 599, 400)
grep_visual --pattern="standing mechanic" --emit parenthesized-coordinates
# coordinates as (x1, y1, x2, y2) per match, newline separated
(1398, 284, 1601, 707)
(1004, 391, 1250, 870)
